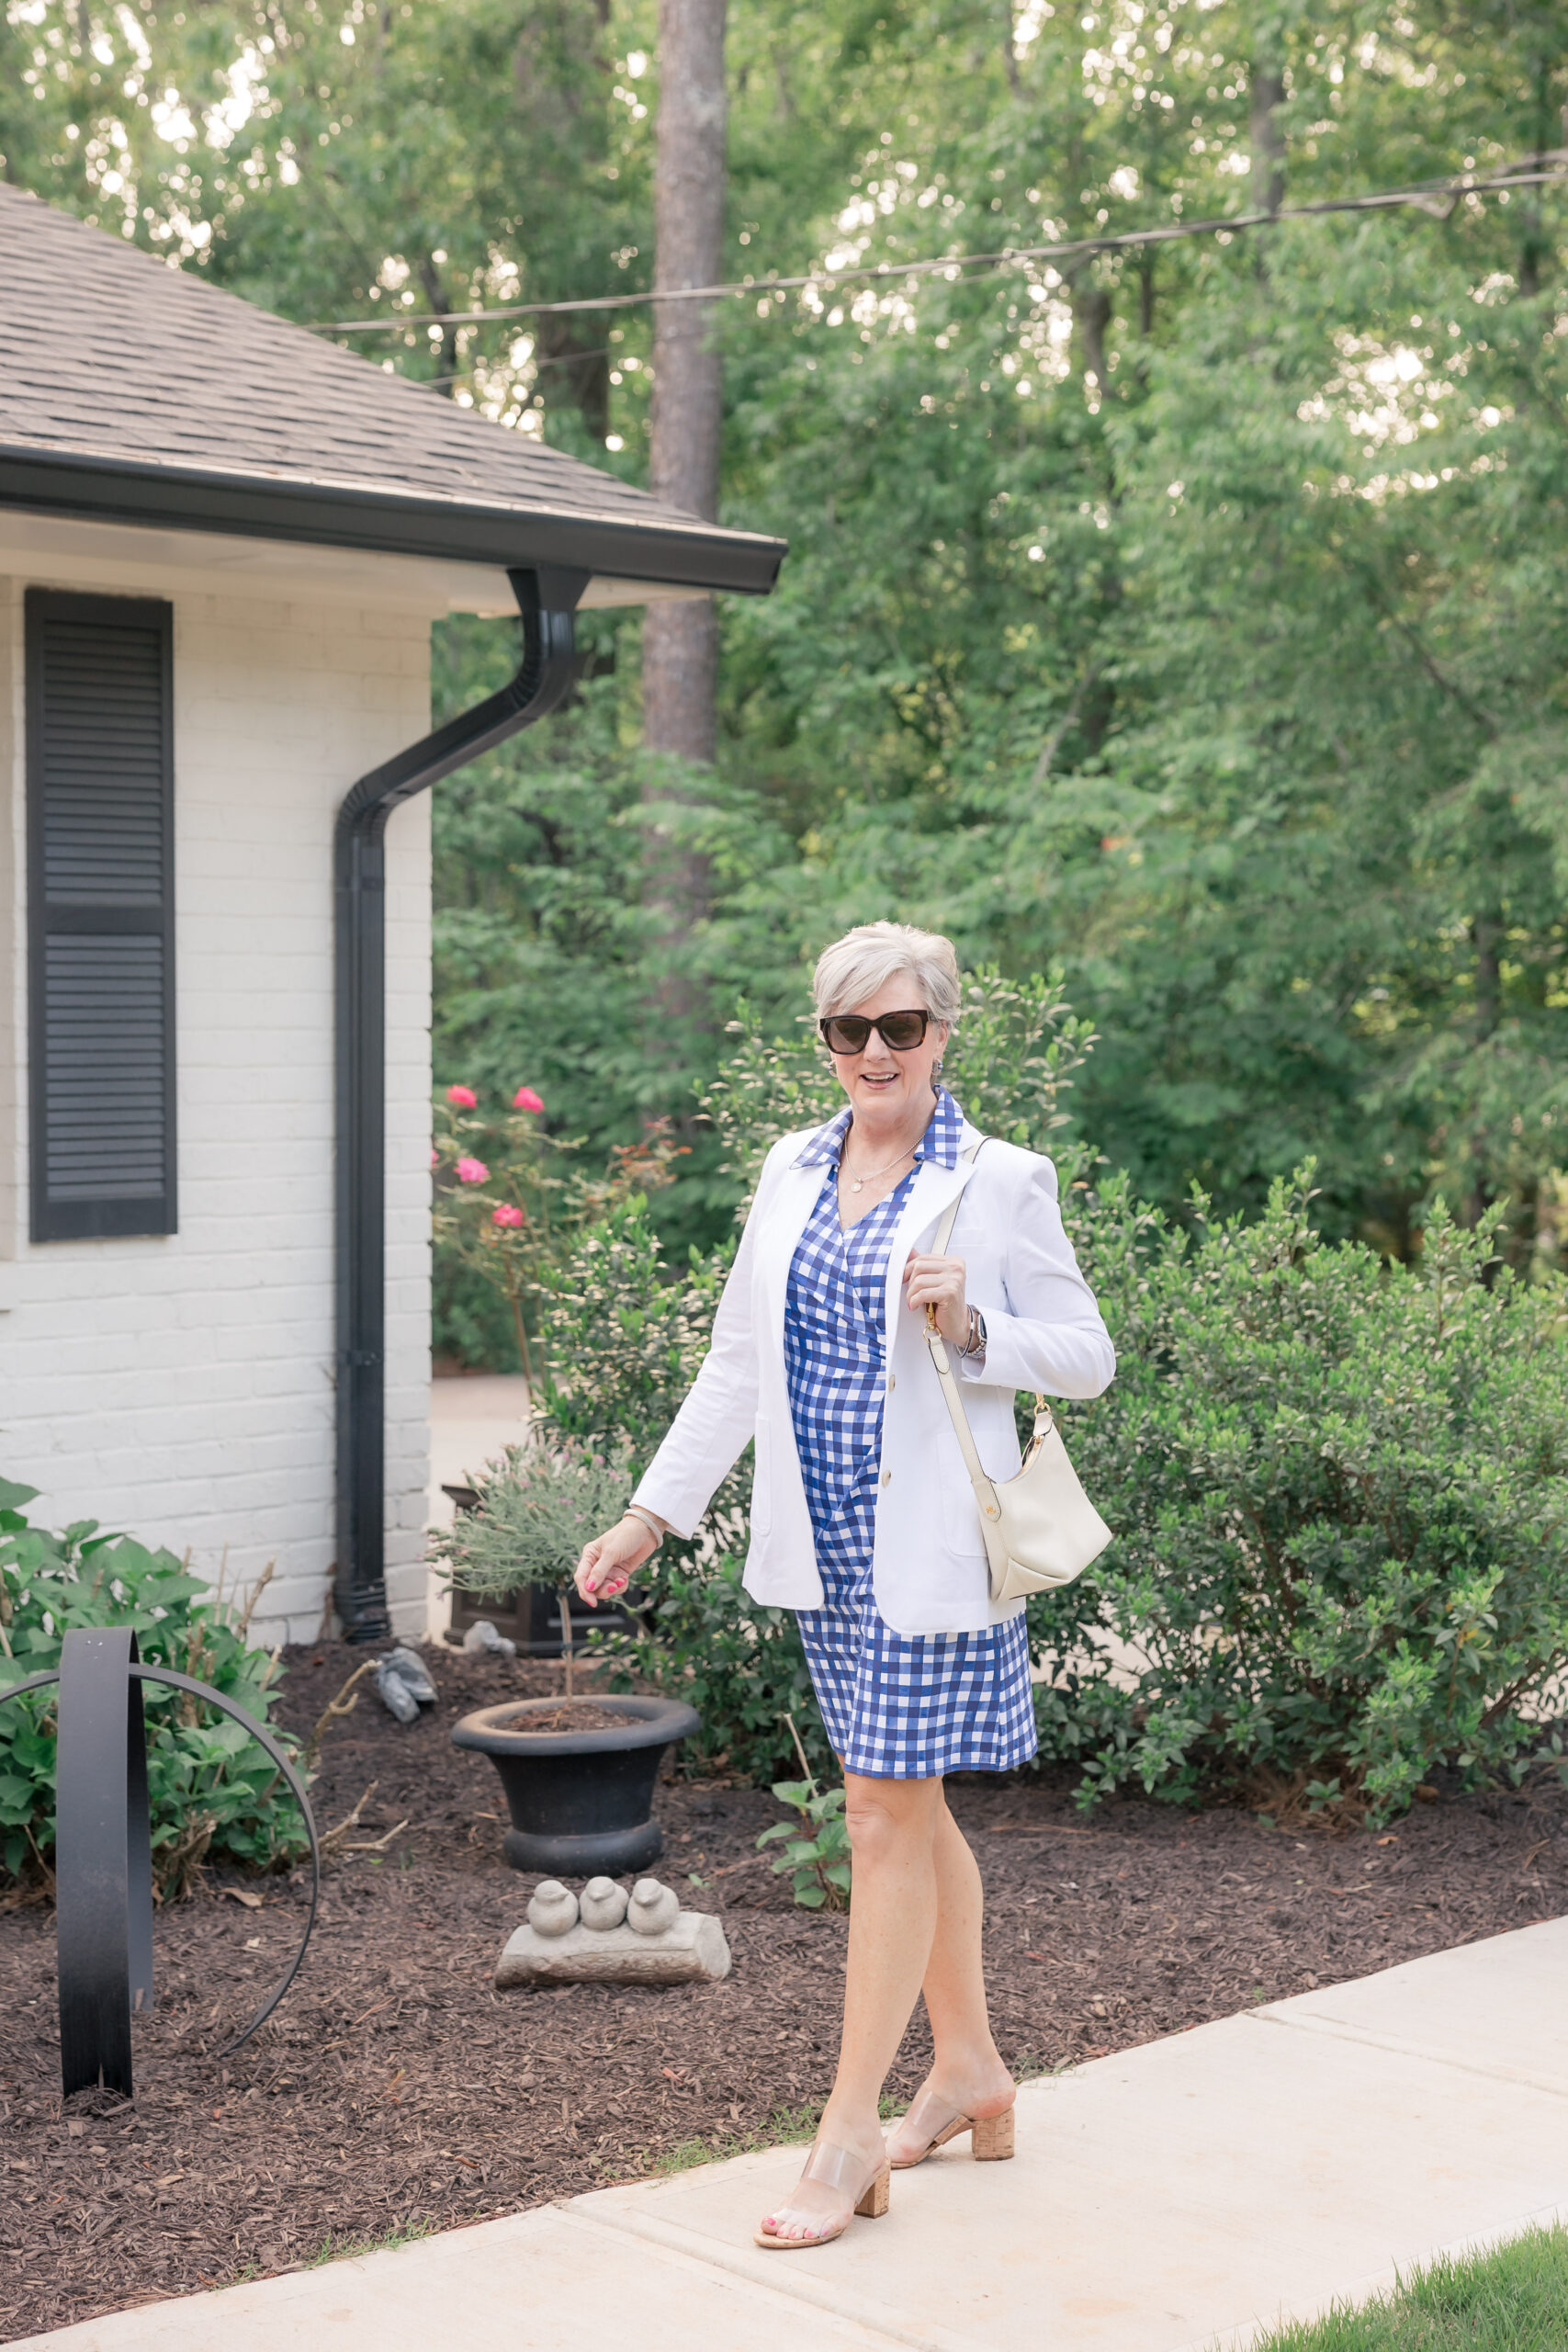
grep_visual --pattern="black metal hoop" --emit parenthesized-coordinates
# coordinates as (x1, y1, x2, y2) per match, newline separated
(0, 1624, 319, 2096)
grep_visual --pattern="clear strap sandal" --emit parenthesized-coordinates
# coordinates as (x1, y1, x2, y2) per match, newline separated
(754, 2137, 892, 2249)
(886, 2084, 1016, 2170)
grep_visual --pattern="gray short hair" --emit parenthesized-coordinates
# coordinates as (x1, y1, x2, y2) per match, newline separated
(812, 922, 962, 1028)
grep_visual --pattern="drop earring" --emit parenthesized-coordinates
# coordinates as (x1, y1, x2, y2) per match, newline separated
(931, 1057, 944, 1084)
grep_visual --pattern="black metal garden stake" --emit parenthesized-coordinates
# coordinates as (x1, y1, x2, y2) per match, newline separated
(0, 1623, 319, 2099)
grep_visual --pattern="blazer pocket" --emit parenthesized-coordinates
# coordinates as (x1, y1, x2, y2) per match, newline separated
(937, 1429, 989, 1558)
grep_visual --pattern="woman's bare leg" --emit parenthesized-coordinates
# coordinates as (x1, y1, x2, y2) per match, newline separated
(760, 1770, 944, 2241)
(884, 1796, 1013, 2158)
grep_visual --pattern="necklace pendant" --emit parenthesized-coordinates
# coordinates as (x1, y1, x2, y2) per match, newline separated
(851, 1178, 864, 1193)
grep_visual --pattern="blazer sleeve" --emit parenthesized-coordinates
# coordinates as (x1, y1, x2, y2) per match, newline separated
(631, 1140, 785, 1540)
(963, 1152, 1115, 1400)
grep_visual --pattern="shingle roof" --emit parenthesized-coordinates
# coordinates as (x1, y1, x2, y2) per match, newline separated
(0, 186, 784, 594)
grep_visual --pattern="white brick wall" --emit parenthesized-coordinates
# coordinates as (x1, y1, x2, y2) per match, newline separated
(0, 555, 435, 1644)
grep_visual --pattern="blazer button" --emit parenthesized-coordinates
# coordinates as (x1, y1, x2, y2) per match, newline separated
(887, 1374, 896, 1391)
(880, 1470, 892, 1487)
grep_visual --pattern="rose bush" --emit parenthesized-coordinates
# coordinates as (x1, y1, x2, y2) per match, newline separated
(432, 1080, 684, 1383)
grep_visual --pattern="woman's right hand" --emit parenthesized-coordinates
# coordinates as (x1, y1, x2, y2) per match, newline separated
(575, 1515, 660, 1607)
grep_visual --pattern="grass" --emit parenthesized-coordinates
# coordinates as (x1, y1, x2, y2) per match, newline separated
(1249, 2224, 1568, 2351)
(304, 2220, 435, 2267)
(649, 2100, 840, 2177)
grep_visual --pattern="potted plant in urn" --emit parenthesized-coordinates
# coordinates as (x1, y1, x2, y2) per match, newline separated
(434, 1441, 697, 1875)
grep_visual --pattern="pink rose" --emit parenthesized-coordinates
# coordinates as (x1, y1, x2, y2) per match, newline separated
(513, 1085, 545, 1113)
(491, 1203, 525, 1228)
(430, 1148, 439, 1169)
(446, 1083, 479, 1108)
(455, 1157, 489, 1185)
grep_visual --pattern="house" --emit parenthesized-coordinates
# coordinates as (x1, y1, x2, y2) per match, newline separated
(0, 185, 783, 1646)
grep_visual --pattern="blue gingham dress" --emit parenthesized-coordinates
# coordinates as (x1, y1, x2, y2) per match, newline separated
(785, 1091, 1037, 1780)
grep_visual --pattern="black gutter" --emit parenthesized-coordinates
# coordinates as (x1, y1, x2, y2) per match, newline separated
(0, 445, 785, 598)
(333, 563, 586, 1642)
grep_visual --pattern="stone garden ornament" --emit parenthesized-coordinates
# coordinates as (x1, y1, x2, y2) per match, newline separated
(495, 1875, 730, 1987)
(375, 1645, 438, 1724)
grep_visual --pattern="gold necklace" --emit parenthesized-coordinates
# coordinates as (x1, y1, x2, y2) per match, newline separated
(841, 1134, 922, 1194)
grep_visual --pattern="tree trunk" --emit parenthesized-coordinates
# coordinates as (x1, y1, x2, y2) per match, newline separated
(1465, 909, 1503, 1229)
(1072, 282, 1111, 395)
(1249, 61, 1286, 217)
(417, 256, 457, 395)
(643, 0, 727, 769)
(1001, 0, 1021, 96)
(641, 0, 726, 1042)
(1472, 910, 1502, 1040)
(536, 316, 611, 443)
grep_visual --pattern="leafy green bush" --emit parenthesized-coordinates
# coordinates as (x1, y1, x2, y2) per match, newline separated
(1047, 1171, 1568, 1825)
(0, 1483, 307, 1898)
(758, 1775, 852, 1910)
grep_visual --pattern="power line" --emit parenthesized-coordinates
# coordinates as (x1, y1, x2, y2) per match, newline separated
(311, 154, 1568, 338)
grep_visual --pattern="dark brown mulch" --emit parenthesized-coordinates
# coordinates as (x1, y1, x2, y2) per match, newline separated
(2, 1639, 1565, 2342)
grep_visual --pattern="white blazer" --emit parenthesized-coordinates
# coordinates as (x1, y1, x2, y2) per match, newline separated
(633, 1114, 1116, 1637)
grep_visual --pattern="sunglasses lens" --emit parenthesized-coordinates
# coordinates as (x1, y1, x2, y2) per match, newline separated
(821, 1012, 930, 1052)
(823, 1016, 872, 1053)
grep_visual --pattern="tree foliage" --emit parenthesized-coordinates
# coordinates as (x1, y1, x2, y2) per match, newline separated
(5, 1, 1566, 1279)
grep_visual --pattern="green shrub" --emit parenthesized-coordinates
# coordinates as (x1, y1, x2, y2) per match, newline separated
(758, 1776, 852, 1910)
(0, 1483, 308, 1898)
(1049, 1170, 1568, 1825)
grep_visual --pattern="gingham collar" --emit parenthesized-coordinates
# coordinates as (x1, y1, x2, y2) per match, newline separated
(794, 1087, 964, 1172)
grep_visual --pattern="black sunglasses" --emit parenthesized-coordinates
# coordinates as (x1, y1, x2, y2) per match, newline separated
(818, 1008, 932, 1055)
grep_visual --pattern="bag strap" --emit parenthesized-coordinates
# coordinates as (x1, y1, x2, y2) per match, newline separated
(923, 1143, 1052, 1537)
(924, 1144, 1003, 1529)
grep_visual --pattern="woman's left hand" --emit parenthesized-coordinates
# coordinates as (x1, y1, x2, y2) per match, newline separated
(902, 1250, 967, 1350)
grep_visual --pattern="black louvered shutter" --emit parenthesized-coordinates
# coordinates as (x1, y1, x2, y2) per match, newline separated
(27, 591, 176, 1240)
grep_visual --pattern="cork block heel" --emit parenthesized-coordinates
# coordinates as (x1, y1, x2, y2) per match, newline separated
(854, 2161, 892, 2218)
(970, 2109, 1015, 2162)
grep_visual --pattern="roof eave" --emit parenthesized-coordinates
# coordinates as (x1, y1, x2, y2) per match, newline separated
(0, 443, 785, 597)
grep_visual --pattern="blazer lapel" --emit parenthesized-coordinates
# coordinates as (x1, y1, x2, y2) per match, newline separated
(880, 1119, 985, 1345)
(756, 1158, 829, 1335)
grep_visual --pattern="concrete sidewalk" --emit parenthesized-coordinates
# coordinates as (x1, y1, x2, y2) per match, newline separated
(19, 1918, 1568, 2352)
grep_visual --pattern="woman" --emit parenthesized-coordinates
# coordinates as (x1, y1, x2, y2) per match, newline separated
(574, 921, 1115, 2249)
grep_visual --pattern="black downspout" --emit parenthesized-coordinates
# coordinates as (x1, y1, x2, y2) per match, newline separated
(333, 563, 587, 1641)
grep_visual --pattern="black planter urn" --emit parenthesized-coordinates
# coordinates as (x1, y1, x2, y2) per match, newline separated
(450, 1694, 700, 1875)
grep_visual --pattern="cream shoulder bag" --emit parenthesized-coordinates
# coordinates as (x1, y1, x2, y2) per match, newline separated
(925, 1143, 1113, 1605)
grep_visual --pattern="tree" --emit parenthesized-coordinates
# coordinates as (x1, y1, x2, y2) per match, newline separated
(6, 0, 1566, 1306)
(644, 0, 728, 761)
(639, 0, 728, 1046)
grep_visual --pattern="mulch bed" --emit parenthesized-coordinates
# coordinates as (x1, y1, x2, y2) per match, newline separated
(2, 1638, 1565, 2341)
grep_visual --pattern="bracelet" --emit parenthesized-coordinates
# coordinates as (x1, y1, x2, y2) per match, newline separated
(623, 1504, 665, 1551)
